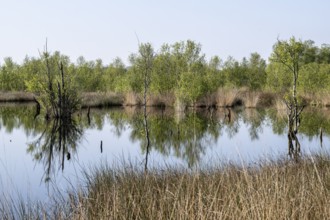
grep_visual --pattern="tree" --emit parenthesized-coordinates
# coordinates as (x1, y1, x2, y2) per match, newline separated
(151, 44, 177, 94)
(299, 63, 330, 94)
(176, 70, 207, 106)
(266, 62, 291, 92)
(205, 56, 224, 92)
(173, 41, 207, 107)
(246, 53, 267, 90)
(134, 43, 155, 171)
(302, 40, 318, 64)
(270, 37, 306, 157)
(317, 44, 330, 64)
(0, 57, 21, 91)
(270, 37, 305, 102)
(223, 56, 248, 88)
(32, 44, 80, 119)
(105, 57, 128, 92)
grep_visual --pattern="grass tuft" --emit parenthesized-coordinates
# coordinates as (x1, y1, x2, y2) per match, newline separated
(0, 92, 35, 102)
(216, 88, 240, 107)
(81, 92, 124, 108)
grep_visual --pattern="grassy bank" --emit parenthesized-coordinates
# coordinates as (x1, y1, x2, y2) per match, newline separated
(1, 89, 330, 109)
(1, 154, 330, 219)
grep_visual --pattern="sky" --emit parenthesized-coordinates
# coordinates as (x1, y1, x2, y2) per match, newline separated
(0, 0, 329, 65)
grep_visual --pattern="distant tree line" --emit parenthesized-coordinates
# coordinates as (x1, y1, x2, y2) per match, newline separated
(1, 39, 330, 105)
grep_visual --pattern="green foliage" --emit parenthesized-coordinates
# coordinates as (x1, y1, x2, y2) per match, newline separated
(105, 57, 128, 92)
(74, 57, 105, 92)
(23, 57, 45, 93)
(127, 43, 155, 94)
(176, 71, 207, 105)
(299, 63, 330, 93)
(205, 56, 224, 92)
(150, 44, 177, 94)
(1, 37, 330, 107)
(246, 53, 267, 90)
(269, 37, 305, 99)
(270, 37, 305, 69)
(0, 57, 24, 91)
(266, 62, 292, 92)
(318, 44, 330, 64)
(222, 53, 266, 90)
(29, 50, 81, 118)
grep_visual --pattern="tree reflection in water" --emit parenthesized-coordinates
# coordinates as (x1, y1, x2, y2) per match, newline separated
(128, 108, 233, 168)
(27, 118, 83, 182)
(1, 104, 329, 174)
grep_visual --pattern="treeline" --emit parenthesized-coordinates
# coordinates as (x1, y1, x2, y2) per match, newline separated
(1, 39, 330, 105)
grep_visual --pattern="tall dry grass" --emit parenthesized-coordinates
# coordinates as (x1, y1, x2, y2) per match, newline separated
(3, 89, 330, 109)
(147, 92, 176, 107)
(81, 92, 124, 108)
(73, 156, 330, 219)
(215, 88, 240, 107)
(302, 91, 330, 107)
(2, 154, 329, 219)
(196, 92, 218, 107)
(274, 96, 287, 110)
(215, 88, 276, 108)
(240, 90, 261, 108)
(123, 92, 142, 106)
(0, 92, 35, 102)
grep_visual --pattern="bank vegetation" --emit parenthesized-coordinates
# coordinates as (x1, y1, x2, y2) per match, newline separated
(1, 38, 330, 108)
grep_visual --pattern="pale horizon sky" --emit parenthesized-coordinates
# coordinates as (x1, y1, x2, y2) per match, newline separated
(0, 0, 329, 65)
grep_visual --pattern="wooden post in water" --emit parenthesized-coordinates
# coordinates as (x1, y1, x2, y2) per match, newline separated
(320, 127, 323, 148)
(100, 140, 103, 153)
(87, 107, 91, 125)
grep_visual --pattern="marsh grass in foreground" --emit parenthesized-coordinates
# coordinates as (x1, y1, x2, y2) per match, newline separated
(1, 154, 330, 219)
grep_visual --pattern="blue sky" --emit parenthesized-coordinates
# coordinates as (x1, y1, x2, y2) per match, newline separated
(0, 0, 329, 64)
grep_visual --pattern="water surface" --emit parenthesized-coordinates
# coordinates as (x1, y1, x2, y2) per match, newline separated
(0, 104, 329, 201)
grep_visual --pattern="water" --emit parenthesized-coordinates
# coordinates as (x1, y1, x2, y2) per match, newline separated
(0, 104, 329, 201)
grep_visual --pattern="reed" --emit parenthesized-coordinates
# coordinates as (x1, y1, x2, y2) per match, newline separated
(147, 92, 176, 107)
(241, 90, 261, 108)
(76, 155, 330, 219)
(80, 92, 124, 108)
(1, 89, 330, 109)
(123, 91, 142, 106)
(215, 87, 240, 107)
(302, 91, 330, 107)
(1, 154, 329, 219)
(0, 91, 35, 102)
(274, 96, 287, 110)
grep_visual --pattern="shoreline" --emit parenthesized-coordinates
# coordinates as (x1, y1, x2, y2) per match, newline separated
(1, 89, 330, 109)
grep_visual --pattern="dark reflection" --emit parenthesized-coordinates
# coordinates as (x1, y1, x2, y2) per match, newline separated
(27, 118, 83, 182)
(286, 100, 305, 159)
(286, 106, 300, 159)
(320, 127, 323, 148)
(143, 104, 151, 172)
(1, 104, 330, 170)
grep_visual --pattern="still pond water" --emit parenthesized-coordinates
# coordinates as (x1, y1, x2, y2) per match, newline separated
(0, 104, 329, 201)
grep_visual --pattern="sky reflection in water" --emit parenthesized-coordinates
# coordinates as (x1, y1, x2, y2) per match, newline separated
(0, 104, 329, 201)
